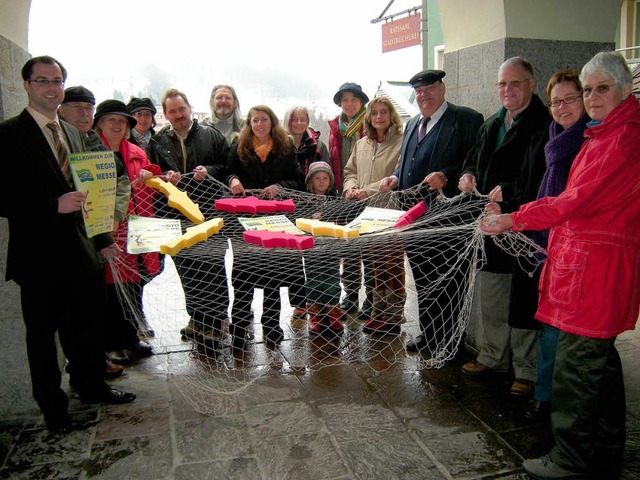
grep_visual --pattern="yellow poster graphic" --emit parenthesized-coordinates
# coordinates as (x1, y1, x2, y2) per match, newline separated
(69, 151, 117, 238)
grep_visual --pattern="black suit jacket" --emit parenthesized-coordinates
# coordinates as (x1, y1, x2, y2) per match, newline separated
(0, 110, 104, 285)
(394, 102, 484, 197)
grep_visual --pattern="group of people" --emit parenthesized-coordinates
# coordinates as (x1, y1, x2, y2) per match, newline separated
(1, 50, 638, 480)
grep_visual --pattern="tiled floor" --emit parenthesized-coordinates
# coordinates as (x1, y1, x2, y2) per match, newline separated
(0, 316, 639, 479)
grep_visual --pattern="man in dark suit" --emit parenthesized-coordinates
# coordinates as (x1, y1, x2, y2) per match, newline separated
(380, 69, 484, 355)
(0, 55, 135, 434)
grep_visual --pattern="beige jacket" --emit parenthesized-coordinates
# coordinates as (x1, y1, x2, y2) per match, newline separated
(342, 127, 402, 197)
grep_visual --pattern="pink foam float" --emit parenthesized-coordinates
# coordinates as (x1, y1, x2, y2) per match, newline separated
(243, 230, 314, 250)
(215, 196, 295, 214)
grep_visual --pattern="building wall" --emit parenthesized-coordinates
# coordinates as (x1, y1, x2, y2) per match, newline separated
(444, 37, 614, 118)
(436, 0, 622, 118)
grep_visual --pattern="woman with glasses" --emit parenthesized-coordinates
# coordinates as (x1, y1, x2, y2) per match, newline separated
(93, 100, 163, 364)
(226, 105, 305, 349)
(126, 97, 157, 151)
(480, 51, 640, 479)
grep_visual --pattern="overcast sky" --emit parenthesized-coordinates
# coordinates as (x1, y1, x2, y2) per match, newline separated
(28, 0, 424, 117)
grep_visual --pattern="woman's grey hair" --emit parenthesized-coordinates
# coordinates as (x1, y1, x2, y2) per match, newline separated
(581, 51, 632, 86)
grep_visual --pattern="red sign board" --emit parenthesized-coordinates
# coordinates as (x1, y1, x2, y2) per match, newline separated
(381, 14, 421, 53)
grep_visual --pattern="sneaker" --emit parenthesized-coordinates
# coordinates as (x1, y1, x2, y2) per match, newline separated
(326, 306, 345, 332)
(180, 320, 199, 339)
(461, 360, 492, 375)
(362, 318, 400, 334)
(308, 313, 323, 334)
(522, 456, 585, 479)
(511, 378, 534, 397)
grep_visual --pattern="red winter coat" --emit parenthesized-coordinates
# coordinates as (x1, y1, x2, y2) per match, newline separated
(510, 96, 640, 339)
(104, 137, 163, 284)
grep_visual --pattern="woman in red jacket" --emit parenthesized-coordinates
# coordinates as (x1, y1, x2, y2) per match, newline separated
(94, 100, 163, 363)
(480, 51, 640, 480)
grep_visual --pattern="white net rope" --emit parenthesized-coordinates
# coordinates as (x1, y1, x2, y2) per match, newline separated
(107, 173, 546, 414)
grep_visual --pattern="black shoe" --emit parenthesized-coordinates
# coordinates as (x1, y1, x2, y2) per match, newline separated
(405, 335, 428, 353)
(340, 292, 359, 312)
(230, 324, 249, 349)
(264, 327, 284, 346)
(81, 387, 136, 405)
(124, 340, 153, 359)
(525, 399, 551, 421)
(44, 414, 72, 434)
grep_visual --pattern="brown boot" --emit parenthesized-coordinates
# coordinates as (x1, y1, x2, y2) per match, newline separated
(308, 304, 323, 334)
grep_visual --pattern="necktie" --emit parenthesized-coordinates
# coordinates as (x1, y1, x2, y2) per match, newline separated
(46, 121, 70, 183)
(418, 116, 430, 143)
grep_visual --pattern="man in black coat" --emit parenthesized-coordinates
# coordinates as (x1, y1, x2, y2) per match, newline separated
(458, 57, 550, 396)
(379, 69, 484, 355)
(0, 56, 135, 434)
(147, 88, 230, 346)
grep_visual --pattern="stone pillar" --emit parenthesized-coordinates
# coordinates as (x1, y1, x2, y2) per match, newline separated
(437, 0, 622, 117)
(0, 0, 37, 416)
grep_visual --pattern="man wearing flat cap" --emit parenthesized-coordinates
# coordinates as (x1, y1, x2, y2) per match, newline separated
(59, 86, 130, 244)
(379, 68, 484, 355)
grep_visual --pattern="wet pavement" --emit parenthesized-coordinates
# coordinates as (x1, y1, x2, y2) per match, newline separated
(0, 304, 639, 480)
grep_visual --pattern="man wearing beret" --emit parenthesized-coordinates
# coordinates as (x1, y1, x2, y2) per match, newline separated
(379, 69, 484, 355)
(59, 86, 133, 378)
(458, 57, 550, 396)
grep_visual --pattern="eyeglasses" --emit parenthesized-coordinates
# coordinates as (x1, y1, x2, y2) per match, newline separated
(133, 111, 153, 118)
(496, 78, 530, 89)
(251, 117, 270, 125)
(28, 78, 65, 87)
(581, 83, 617, 98)
(548, 93, 582, 108)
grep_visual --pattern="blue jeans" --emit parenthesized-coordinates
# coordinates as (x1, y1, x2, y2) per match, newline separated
(534, 324, 559, 402)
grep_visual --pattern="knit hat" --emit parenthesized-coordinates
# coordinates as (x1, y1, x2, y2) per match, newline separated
(62, 85, 96, 104)
(93, 99, 137, 129)
(333, 82, 369, 106)
(127, 97, 157, 116)
(305, 161, 334, 188)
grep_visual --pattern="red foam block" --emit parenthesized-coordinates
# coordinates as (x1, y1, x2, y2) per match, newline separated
(243, 230, 314, 250)
(394, 201, 428, 228)
(215, 196, 296, 214)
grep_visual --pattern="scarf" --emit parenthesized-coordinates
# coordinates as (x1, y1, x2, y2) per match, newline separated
(132, 129, 152, 150)
(532, 114, 589, 249)
(338, 107, 366, 140)
(253, 137, 273, 163)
